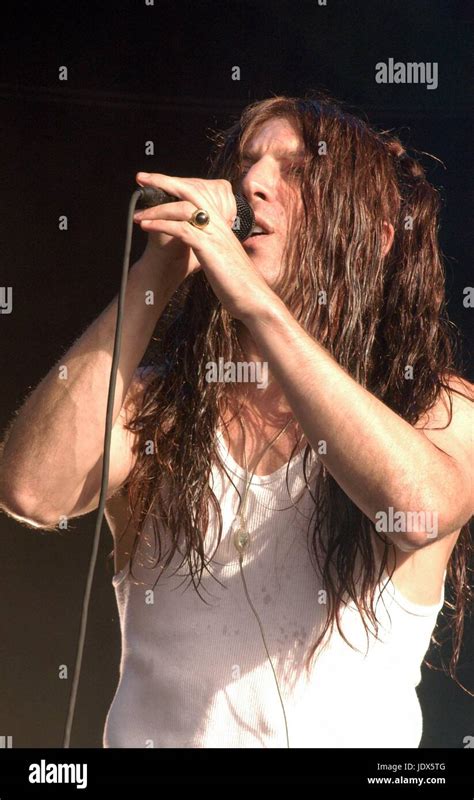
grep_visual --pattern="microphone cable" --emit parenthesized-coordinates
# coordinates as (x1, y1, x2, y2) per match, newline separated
(62, 189, 142, 747)
(62, 185, 255, 747)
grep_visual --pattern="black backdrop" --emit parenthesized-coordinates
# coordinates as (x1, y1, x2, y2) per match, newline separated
(0, 0, 472, 748)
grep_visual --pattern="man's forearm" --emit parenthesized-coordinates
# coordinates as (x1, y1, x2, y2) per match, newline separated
(244, 299, 466, 543)
(0, 250, 179, 509)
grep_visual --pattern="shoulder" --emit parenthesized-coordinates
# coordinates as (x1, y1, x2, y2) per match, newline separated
(414, 373, 473, 489)
(383, 374, 473, 605)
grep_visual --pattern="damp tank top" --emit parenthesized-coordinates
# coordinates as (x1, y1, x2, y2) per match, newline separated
(103, 429, 445, 748)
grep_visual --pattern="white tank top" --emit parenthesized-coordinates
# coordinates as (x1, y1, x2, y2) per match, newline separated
(103, 429, 445, 748)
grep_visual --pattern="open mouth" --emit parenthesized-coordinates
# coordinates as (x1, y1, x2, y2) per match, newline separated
(248, 225, 266, 239)
(246, 222, 273, 240)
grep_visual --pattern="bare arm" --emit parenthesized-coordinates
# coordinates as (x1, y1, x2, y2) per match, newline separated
(244, 301, 474, 550)
(0, 247, 182, 527)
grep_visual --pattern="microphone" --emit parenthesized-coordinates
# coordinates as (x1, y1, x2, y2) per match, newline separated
(136, 186, 255, 242)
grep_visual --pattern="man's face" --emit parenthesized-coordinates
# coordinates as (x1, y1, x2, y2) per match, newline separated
(237, 117, 305, 289)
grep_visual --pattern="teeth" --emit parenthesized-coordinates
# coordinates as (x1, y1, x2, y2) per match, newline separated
(250, 224, 265, 235)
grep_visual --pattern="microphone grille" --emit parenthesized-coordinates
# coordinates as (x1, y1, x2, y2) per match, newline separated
(234, 194, 255, 242)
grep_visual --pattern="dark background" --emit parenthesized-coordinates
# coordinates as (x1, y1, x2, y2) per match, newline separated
(0, 0, 472, 748)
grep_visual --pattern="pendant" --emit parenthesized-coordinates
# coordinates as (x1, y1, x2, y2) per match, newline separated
(230, 515, 251, 555)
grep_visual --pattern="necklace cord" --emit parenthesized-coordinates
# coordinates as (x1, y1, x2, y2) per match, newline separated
(231, 415, 295, 748)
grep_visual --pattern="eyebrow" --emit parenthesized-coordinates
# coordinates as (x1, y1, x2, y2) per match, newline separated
(241, 148, 305, 161)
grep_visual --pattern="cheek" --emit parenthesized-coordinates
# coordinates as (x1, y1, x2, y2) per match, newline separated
(286, 194, 303, 228)
(278, 202, 301, 239)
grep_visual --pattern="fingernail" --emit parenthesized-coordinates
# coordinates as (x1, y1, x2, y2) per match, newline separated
(137, 172, 150, 178)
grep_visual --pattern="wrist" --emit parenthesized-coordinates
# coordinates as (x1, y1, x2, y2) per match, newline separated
(240, 292, 290, 333)
(133, 246, 185, 298)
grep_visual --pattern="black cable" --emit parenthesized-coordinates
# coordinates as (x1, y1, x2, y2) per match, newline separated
(62, 190, 142, 748)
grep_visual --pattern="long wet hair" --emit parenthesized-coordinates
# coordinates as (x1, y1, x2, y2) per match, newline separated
(120, 91, 473, 690)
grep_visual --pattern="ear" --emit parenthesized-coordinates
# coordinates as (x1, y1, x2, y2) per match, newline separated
(382, 221, 395, 257)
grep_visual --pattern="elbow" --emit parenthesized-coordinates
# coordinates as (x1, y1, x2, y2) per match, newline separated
(0, 486, 59, 529)
(391, 530, 439, 552)
(374, 489, 472, 551)
(396, 518, 470, 551)
(373, 501, 451, 552)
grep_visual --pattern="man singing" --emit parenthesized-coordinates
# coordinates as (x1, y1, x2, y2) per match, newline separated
(1, 93, 472, 748)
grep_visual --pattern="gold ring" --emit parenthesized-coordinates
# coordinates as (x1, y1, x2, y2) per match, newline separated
(188, 208, 210, 229)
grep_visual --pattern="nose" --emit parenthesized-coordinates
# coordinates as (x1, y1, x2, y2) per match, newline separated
(239, 156, 278, 204)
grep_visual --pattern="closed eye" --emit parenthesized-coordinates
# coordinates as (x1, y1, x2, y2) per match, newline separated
(285, 162, 305, 177)
(239, 162, 304, 178)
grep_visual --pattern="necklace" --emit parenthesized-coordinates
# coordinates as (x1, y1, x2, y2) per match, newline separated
(227, 413, 296, 750)
(230, 416, 296, 558)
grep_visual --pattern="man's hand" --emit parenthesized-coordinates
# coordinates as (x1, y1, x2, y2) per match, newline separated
(133, 172, 279, 322)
